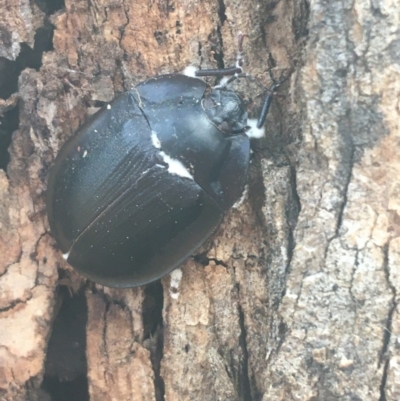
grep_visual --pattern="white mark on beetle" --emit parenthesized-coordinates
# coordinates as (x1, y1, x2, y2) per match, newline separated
(62, 251, 70, 260)
(132, 87, 143, 108)
(107, 104, 111, 110)
(82, 150, 88, 158)
(159, 151, 193, 180)
(232, 185, 248, 209)
(183, 65, 197, 77)
(151, 131, 161, 148)
(169, 268, 183, 299)
(140, 168, 150, 177)
(246, 119, 265, 138)
(214, 76, 230, 89)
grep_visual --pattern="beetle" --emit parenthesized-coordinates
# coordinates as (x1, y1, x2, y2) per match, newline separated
(46, 45, 279, 288)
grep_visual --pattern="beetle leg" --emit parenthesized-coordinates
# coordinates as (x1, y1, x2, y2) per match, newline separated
(257, 83, 280, 128)
(195, 32, 249, 78)
(194, 66, 243, 77)
(256, 68, 294, 127)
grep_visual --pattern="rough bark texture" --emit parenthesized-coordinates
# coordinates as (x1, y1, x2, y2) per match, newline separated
(0, 0, 399, 400)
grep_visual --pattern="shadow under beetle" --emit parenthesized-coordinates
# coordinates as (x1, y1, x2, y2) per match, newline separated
(46, 35, 283, 288)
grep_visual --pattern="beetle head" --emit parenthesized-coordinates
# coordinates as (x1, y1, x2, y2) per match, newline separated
(203, 88, 248, 135)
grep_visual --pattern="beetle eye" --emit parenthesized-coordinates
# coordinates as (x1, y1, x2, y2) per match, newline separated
(203, 88, 248, 135)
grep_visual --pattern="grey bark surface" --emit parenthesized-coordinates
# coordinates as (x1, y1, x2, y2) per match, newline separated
(0, 0, 399, 400)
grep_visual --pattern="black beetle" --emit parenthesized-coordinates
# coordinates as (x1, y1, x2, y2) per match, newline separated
(47, 52, 278, 288)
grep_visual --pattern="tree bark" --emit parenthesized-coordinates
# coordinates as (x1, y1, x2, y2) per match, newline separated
(1, 0, 399, 400)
